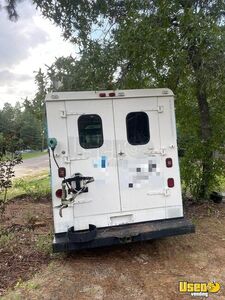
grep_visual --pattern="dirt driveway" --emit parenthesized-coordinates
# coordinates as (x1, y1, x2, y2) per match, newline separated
(2, 199, 225, 300)
(14, 154, 49, 178)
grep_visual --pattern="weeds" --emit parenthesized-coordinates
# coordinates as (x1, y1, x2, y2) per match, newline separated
(24, 211, 37, 230)
(13, 174, 50, 200)
(35, 234, 52, 255)
(15, 278, 40, 290)
(0, 231, 15, 249)
(0, 154, 22, 215)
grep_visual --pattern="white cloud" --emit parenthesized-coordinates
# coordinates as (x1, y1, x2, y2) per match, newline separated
(0, 70, 31, 86)
(0, 0, 76, 108)
(0, 1, 48, 68)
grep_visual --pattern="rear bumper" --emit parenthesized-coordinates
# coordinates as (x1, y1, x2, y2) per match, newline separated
(53, 217, 195, 253)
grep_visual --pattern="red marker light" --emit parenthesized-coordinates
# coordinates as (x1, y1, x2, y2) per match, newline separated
(58, 167, 66, 178)
(109, 92, 116, 97)
(55, 189, 63, 198)
(166, 158, 173, 168)
(167, 178, 174, 188)
(99, 92, 106, 97)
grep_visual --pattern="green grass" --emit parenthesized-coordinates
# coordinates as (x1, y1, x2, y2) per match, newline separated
(22, 151, 47, 160)
(7, 171, 51, 200)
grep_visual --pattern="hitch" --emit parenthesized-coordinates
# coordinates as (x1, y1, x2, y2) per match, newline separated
(55, 173, 94, 217)
(63, 173, 94, 194)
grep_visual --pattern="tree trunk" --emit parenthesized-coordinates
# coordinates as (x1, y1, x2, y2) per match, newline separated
(188, 42, 213, 199)
(195, 77, 213, 199)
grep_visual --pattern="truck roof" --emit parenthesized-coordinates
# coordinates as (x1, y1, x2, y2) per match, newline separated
(45, 88, 174, 102)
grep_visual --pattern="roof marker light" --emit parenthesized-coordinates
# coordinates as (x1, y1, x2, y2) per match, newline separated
(99, 92, 106, 97)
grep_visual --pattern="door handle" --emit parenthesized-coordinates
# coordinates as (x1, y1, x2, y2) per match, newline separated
(118, 151, 125, 156)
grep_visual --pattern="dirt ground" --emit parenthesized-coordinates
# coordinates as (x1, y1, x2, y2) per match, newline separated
(0, 196, 52, 296)
(1, 197, 225, 299)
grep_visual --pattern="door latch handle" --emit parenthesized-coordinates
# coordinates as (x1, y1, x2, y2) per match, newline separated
(118, 151, 125, 156)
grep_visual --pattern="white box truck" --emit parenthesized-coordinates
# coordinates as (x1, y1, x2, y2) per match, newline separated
(45, 89, 194, 252)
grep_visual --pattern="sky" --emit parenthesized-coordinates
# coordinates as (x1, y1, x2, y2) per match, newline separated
(0, 0, 75, 108)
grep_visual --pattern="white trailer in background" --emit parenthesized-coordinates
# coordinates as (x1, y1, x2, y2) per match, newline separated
(45, 89, 194, 252)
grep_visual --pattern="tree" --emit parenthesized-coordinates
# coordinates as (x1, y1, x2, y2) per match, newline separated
(47, 42, 118, 91)
(0, 0, 20, 21)
(4, 0, 225, 199)
(0, 154, 22, 215)
(23, 69, 47, 151)
(35, 0, 225, 198)
(19, 109, 42, 150)
(0, 97, 44, 153)
(103, 1, 225, 198)
(0, 102, 23, 154)
(0, 101, 22, 215)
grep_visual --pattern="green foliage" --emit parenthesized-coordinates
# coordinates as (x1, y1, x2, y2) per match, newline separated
(13, 175, 50, 200)
(47, 42, 118, 91)
(18, 111, 42, 150)
(23, 69, 47, 151)
(180, 151, 225, 199)
(0, 70, 47, 153)
(36, 0, 225, 199)
(4, 0, 225, 199)
(0, 154, 22, 214)
(0, 102, 23, 154)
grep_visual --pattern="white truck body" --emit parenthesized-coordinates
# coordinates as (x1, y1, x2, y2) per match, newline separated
(45, 89, 193, 251)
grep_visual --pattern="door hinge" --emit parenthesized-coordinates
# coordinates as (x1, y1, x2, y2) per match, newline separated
(145, 148, 166, 156)
(60, 111, 84, 118)
(147, 189, 170, 196)
(74, 198, 92, 204)
(64, 155, 89, 164)
(157, 105, 164, 113)
(145, 106, 164, 113)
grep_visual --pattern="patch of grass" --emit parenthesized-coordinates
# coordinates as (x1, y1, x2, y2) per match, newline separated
(0, 230, 15, 250)
(7, 172, 51, 200)
(35, 234, 52, 255)
(15, 279, 40, 290)
(24, 211, 38, 229)
(2, 292, 22, 300)
(22, 151, 47, 160)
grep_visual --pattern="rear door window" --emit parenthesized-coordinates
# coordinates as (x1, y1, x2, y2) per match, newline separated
(126, 111, 150, 145)
(78, 114, 103, 149)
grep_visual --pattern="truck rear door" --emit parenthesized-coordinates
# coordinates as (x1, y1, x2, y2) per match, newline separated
(113, 97, 166, 213)
(65, 99, 121, 218)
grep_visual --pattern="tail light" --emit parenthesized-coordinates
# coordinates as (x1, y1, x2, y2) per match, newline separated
(58, 167, 66, 178)
(166, 158, 173, 168)
(55, 189, 63, 198)
(167, 178, 174, 188)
